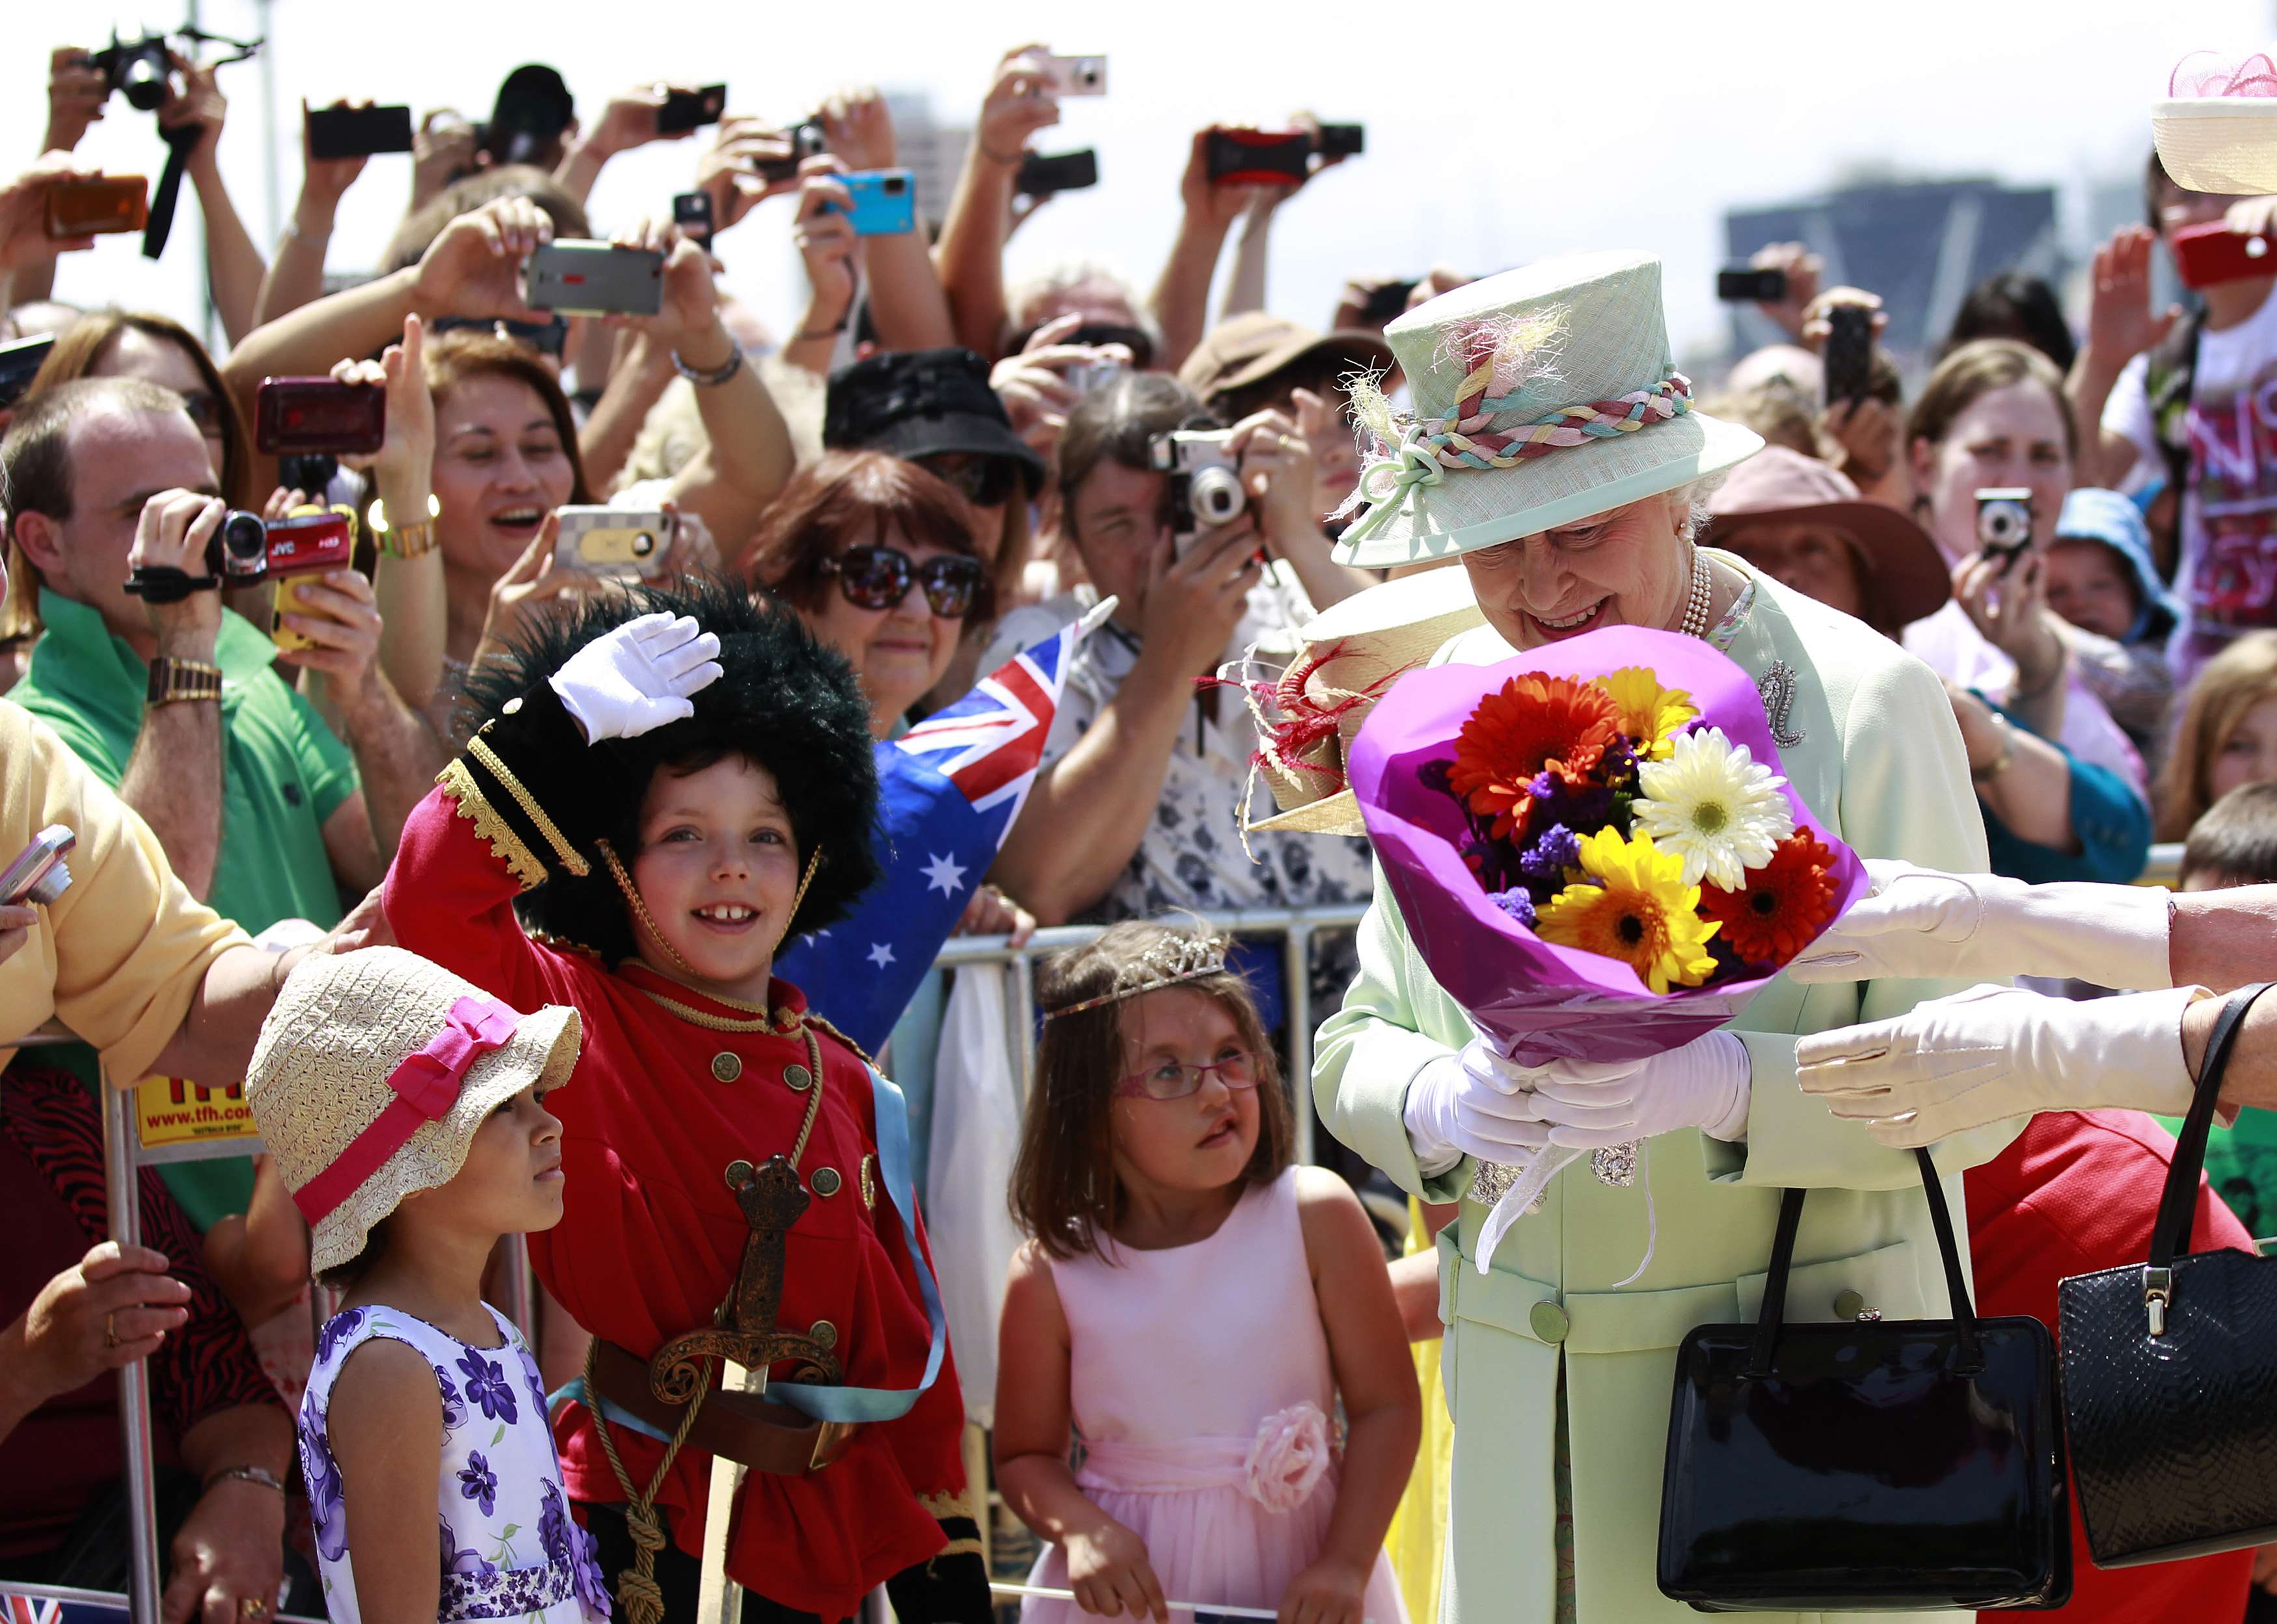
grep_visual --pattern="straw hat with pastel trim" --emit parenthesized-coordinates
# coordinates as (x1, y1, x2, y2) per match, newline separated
(1332, 250, 1762, 569)
(1238, 565, 1485, 839)
(2156, 50, 2277, 195)
(245, 947, 582, 1274)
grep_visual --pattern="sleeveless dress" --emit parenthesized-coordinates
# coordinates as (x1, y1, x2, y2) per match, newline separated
(1024, 1169, 1408, 1623)
(298, 1301, 612, 1624)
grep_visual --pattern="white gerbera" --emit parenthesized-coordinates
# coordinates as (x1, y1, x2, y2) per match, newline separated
(1632, 726, 1794, 888)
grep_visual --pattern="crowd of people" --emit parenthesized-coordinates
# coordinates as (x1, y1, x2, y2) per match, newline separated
(6, 31, 2277, 1624)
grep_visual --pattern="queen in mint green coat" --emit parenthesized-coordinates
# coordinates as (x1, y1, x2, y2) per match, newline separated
(1315, 554, 2019, 1624)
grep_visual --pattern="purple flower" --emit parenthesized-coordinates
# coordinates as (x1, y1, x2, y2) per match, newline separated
(432, 1364, 466, 1432)
(440, 1516, 498, 1578)
(1519, 824, 1581, 880)
(457, 1347, 519, 1424)
(1490, 889, 1537, 928)
(571, 1520, 614, 1621)
(517, 1341, 550, 1422)
(297, 1402, 347, 1562)
(539, 1480, 573, 1567)
(457, 1450, 499, 1518)
(315, 1308, 366, 1367)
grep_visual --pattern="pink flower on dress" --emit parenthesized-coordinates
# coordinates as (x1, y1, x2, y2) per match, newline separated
(1241, 1402, 1332, 1514)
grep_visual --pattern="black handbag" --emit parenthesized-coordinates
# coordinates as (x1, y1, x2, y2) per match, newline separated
(2059, 979, 2277, 1567)
(1658, 1147, 2071, 1612)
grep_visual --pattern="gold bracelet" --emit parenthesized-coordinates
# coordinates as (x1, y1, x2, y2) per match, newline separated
(384, 519, 439, 559)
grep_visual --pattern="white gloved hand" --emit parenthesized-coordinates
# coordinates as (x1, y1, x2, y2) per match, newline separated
(1403, 1037, 1625, 1174)
(1785, 859, 2173, 991)
(1796, 982, 2205, 1147)
(1528, 1031, 1753, 1149)
(548, 613, 723, 743)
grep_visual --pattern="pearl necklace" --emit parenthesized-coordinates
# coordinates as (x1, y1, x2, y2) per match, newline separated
(1678, 548, 1712, 641)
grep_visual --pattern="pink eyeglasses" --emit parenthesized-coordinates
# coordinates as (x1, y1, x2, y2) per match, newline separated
(1115, 1049, 1259, 1102)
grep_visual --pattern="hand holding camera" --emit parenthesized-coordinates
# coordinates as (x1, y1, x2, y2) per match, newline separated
(0, 154, 109, 269)
(1743, 241, 1822, 339)
(156, 49, 227, 168)
(695, 116, 802, 234)
(990, 312, 1133, 458)
(1138, 500, 1261, 682)
(329, 312, 435, 523)
(1222, 409, 1321, 556)
(298, 99, 375, 218)
(274, 560, 391, 724)
(126, 490, 229, 647)
(2082, 226, 2179, 369)
(44, 47, 110, 151)
(584, 81, 710, 164)
(411, 193, 553, 321)
(792, 159, 860, 326)
(1954, 489, 2065, 692)
(979, 45, 1061, 167)
(820, 85, 897, 173)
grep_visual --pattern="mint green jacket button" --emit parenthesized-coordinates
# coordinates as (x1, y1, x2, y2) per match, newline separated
(1529, 1300, 1570, 1344)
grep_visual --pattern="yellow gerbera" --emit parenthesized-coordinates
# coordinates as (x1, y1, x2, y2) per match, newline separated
(1535, 827, 1721, 994)
(1594, 667, 1696, 761)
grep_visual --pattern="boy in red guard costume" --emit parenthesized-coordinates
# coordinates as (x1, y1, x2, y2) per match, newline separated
(379, 578, 984, 1624)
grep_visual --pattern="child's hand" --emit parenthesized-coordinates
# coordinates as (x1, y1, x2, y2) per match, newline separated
(1278, 1554, 1368, 1624)
(1063, 1518, 1168, 1621)
(547, 612, 723, 742)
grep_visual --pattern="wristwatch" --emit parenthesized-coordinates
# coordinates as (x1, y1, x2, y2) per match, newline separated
(369, 493, 441, 560)
(147, 656, 223, 705)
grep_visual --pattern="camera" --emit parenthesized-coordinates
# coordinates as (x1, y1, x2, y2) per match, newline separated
(756, 118, 829, 183)
(92, 30, 172, 113)
(1149, 429, 1246, 545)
(125, 508, 355, 602)
(1974, 487, 2034, 570)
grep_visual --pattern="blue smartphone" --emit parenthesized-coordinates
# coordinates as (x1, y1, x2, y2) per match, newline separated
(836, 169, 916, 236)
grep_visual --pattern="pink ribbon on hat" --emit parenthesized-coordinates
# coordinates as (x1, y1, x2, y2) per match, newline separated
(293, 995, 523, 1226)
(2172, 49, 2277, 98)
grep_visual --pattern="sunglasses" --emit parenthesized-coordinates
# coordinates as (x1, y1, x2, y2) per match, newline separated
(431, 314, 570, 359)
(1114, 1049, 1259, 1102)
(819, 545, 990, 619)
(918, 453, 1021, 509)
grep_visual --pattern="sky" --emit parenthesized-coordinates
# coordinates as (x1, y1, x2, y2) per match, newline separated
(5, 0, 2272, 367)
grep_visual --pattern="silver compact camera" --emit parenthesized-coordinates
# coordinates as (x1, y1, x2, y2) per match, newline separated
(1974, 486, 2034, 571)
(1, 824, 76, 907)
(1148, 429, 1246, 547)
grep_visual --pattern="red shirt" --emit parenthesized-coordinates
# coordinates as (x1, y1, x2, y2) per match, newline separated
(384, 785, 967, 1619)
(1965, 1110, 2256, 1624)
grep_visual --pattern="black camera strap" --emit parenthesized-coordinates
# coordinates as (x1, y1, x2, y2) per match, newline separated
(123, 565, 221, 604)
(142, 122, 200, 260)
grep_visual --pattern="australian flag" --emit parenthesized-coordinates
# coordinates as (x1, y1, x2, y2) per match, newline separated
(777, 600, 1114, 1053)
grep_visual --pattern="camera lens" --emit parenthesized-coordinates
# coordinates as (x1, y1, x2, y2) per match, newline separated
(120, 47, 168, 113)
(213, 511, 270, 579)
(1191, 466, 1247, 526)
(1978, 501, 2028, 549)
(632, 532, 655, 557)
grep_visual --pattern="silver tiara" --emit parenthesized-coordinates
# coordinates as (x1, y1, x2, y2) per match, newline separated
(1043, 932, 1230, 1020)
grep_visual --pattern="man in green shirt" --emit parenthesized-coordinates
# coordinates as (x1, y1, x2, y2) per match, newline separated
(3, 375, 440, 1229)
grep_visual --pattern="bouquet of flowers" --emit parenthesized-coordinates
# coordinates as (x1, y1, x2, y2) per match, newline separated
(1347, 626, 1866, 1249)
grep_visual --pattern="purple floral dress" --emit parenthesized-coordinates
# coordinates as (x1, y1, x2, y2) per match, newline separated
(299, 1302, 610, 1623)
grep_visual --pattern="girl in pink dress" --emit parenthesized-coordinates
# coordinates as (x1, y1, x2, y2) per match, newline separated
(997, 921, 1419, 1624)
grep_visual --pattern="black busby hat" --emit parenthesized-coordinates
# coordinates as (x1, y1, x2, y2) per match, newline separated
(824, 347, 1047, 494)
(465, 576, 882, 965)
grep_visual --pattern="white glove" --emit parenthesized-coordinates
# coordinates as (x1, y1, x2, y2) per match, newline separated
(1528, 1031, 1753, 1149)
(1786, 859, 2172, 991)
(548, 613, 723, 743)
(1403, 1038, 1602, 1174)
(1796, 982, 2205, 1148)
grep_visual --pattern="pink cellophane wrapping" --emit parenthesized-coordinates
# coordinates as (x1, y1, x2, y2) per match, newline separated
(1347, 625, 1866, 1068)
(2172, 49, 2277, 98)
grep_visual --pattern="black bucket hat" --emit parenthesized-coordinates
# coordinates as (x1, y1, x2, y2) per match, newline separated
(824, 347, 1047, 496)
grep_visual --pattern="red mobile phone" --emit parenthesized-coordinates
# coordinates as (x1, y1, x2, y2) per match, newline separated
(1205, 129, 1310, 187)
(45, 175, 150, 239)
(256, 377, 386, 455)
(2172, 220, 2277, 290)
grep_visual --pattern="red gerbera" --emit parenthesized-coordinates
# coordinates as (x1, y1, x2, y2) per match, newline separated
(1447, 675, 1622, 841)
(1700, 829, 1840, 966)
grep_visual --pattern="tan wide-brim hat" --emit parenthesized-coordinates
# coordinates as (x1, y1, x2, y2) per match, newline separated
(1332, 250, 1763, 569)
(2155, 97, 2277, 195)
(1243, 565, 1485, 838)
(1700, 446, 1952, 629)
(245, 947, 582, 1275)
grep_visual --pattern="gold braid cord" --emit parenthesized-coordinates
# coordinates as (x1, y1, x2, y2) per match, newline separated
(466, 729, 591, 876)
(584, 1341, 714, 1624)
(435, 760, 547, 891)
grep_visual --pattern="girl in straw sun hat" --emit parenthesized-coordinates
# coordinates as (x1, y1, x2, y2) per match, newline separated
(1304, 250, 2019, 1623)
(241, 945, 602, 1624)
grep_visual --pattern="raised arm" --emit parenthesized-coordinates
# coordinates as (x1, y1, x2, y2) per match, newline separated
(552, 81, 702, 208)
(2068, 226, 2178, 492)
(821, 87, 955, 352)
(1150, 131, 1250, 375)
(935, 46, 1059, 358)
(252, 100, 371, 329)
(159, 53, 265, 346)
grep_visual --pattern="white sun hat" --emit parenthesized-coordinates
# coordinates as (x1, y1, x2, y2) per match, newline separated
(1332, 250, 1762, 569)
(2155, 50, 2277, 195)
(245, 946, 582, 1275)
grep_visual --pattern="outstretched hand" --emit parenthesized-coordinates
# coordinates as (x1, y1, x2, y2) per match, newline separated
(548, 612, 723, 742)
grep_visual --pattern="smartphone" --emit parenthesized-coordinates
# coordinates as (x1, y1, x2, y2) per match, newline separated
(836, 170, 916, 237)
(672, 191, 714, 247)
(1822, 304, 1874, 407)
(1716, 266, 1788, 303)
(1042, 53, 1107, 97)
(255, 377, 386, 455)
(1015, 148, 1098, 198)
(554, 508, 678, 578)
(306, 104, 415, 161)
(524, 240, 666, 316)
(1975, 487, 2034, 573)
(658, 84, 727, 136)
(757, 117, 828, 184)
(1205, 129, 1310, 187)
(0, 334, 55, 409)
(2172, 219, 2277, 290)
(45, 175, 149, 239)
(1314, 123, 1365, 159)
(1, 826, 75, 908)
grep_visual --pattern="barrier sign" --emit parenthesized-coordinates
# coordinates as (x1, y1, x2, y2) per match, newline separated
(132, 1075, 257, 1148)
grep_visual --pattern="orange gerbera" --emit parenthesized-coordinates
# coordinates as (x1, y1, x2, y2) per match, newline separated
(1700, 830, 1840, 967)
(1447, 675, 1622, 840)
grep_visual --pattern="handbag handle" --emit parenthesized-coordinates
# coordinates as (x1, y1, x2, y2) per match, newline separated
(2149, 982, 2276, 1271)
(1746, 1147, 1981, 1378)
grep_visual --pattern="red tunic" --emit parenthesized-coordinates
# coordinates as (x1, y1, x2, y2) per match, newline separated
(1964, 1110, 2255, 1624)
(384, 782, 969, 1619)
